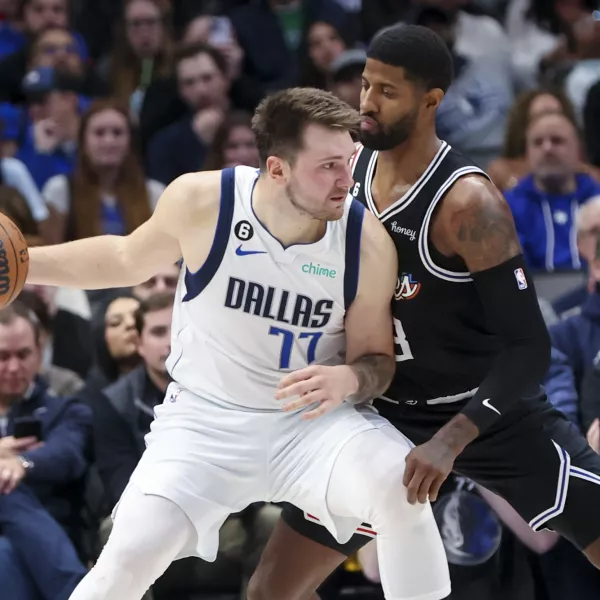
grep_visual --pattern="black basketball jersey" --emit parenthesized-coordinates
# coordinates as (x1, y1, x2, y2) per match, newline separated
(351, 141, 503, 408)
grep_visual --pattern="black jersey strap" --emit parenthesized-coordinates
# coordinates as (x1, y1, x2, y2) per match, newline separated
(460, 254, 551, 432)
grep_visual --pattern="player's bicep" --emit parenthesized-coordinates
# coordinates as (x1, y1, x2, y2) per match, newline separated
(344, 214, 397, 363)
(443, 176, 521, 273)
(121, 174, 204, 278)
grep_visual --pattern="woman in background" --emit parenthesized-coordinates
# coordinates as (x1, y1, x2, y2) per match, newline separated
(42, 99, 164, 244)
(488, 87, 600, 191)
(204, 110, 259, 171)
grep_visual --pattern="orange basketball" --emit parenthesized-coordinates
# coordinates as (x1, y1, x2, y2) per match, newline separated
(0, 212, 29, 308)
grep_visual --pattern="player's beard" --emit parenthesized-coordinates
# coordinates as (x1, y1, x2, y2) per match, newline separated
(286, 179, 345, 222)
(360, 106, 419, 151)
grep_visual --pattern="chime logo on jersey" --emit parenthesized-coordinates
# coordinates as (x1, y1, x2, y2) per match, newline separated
(395, 273, 421, 300)
(514, 268, 528, 290)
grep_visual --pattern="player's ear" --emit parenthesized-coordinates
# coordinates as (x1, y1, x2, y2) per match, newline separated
(424, 88, 444, 110)
(265, 156, 289, 183)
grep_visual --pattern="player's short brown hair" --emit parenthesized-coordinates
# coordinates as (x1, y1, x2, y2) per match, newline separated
(252, 87, 359, 168)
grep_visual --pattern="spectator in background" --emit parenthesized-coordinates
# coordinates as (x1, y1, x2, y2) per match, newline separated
(82, 293, 140, 400)
(22, 26, 105, 101)
(410, 0, 512, 65)
(16, 67, 82, 190)
(505, 0, 598, 90)
(0, 0, 91, 104)
(146, 43, 231, 184)
(18, 283, 91, 385)
(506, 111, 600, 271)
(545, 262, 600, 432)
(301, 16, 350, 90)
(92, 293, 174, 510)
(203, 110, 258, 170)
(43, 99, 163, 244)
(417, 5, 513, 168)
(229, 0, 350, 106)
(489, 87, 600, 191)
(0, 180, 43, 245)
(0, 301, 91, 600)
(132, 263, 180, 302)
(328, 48, 365, 111)
(0, 152, 50, 237)
(553, 197, 600, 317)
(101, 0, 174, 125)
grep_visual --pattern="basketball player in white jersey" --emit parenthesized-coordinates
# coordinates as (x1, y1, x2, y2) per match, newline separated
(24, 88, 450, 600)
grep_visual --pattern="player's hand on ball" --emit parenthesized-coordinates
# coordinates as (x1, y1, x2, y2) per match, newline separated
(403, 439, 457, 505)
(276, 365, 358, 420)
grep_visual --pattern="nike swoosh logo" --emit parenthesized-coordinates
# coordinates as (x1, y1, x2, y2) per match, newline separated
(235, 244, 267, 256)
(482, 398, 501, 415)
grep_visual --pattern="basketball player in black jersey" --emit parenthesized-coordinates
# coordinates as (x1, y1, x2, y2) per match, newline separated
(244, 23, 600, 600)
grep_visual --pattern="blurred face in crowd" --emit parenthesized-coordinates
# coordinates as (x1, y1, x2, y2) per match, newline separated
(177, 51, 229, 111)
(24, 0, 68, 34)
(331, 69, 363, 111)
(133, 264, 180, 301)
(528, 93, 563, 120)
(360, 58, 431, 151)
(138, 306, 172, 381)
(0, 317, 41, 402)
(526, 113, 579, 192)
(46, 89, 78, 122)
(307, 22, 345, 72)
(277, 123, 355, 222)
(85, 109, 131, 171)
(223, 124, 259, 168)
(31, 28, 82, 75)
(125, 0, 165, 59)
(104, 297, 140, 360)
(577, 198, 600, 261)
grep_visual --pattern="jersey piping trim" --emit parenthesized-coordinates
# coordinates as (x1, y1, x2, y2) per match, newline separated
(364, 142, 451, 220)
(344, 200, 364, 309)
(183, 168, 236, 302)
(418, 166, 489, 283)
(529, 441, 570, 531)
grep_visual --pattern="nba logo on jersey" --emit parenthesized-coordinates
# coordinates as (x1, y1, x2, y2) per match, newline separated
(514, 268, 527, 290)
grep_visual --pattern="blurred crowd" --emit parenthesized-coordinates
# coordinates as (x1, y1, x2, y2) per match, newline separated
(4, 0, 600, 599)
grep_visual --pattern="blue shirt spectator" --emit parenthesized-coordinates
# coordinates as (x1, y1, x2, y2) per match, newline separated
(506, 173, 600, 271)
(545, 287, 600, 428)
(505, 111, 600, 272)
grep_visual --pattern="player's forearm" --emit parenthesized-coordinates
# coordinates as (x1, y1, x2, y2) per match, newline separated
(27, 236, 145, 289)
(346, 354, 395, 405)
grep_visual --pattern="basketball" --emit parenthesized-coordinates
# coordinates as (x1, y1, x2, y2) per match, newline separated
(0, 212, 29, 308)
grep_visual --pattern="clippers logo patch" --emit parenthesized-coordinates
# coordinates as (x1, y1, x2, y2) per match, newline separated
(395, 273, 421, 300)
(514, 268, 527, 290)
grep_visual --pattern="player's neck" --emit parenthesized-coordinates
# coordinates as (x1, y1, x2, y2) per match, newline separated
(253, 179, 326, 247)
(368, 134, 442, 213)
(376, 134, 443, 187)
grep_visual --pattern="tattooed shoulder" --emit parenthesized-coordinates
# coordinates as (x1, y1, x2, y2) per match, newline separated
(440, 175, 521, 273)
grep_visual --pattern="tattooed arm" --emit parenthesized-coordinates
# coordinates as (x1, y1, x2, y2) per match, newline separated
(403, 176, 550, 504)
(432, 175, 550, 449)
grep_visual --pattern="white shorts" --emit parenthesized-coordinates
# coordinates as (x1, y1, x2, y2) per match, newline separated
(117, 383, 395, 562)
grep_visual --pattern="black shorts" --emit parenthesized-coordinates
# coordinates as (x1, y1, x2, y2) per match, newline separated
(282, 394, 600, 555)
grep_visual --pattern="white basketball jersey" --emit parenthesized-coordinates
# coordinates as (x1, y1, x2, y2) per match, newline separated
(167, 166, 365, 410)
